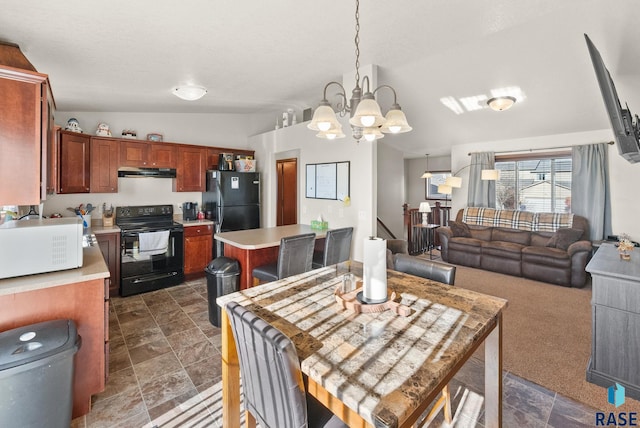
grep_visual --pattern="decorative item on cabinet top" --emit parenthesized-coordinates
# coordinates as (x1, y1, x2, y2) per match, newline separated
(121, 129, 137, 139)
(95, 122, 112, 137)
(65, 117, 83, 133)
(147, 133, 163, 142)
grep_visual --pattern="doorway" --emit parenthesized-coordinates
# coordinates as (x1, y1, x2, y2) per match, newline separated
(276, 158, 297, 226)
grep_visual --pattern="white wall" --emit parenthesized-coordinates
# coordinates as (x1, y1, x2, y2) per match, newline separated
(377, 142, 405, 238)
(57, 111, 273, 147)
(449, 129, 640, 241)
(250, 120, 376, 262)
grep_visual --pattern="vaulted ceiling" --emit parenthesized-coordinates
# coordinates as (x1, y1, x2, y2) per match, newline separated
(2, 0, 640, 157)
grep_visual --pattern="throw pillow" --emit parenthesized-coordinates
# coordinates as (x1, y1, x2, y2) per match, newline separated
(546, 228, 584, 250)
(450, 221, 471, 238)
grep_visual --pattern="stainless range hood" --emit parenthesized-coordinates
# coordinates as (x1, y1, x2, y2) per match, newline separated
(118, 167, 177, 178)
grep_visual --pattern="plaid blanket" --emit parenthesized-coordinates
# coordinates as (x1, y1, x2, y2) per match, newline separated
(462, 207, 573, 232)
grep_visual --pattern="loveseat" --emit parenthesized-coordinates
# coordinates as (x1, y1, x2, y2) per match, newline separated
(437, 208, 592, 287)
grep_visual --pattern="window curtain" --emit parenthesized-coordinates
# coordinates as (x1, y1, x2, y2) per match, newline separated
(571, 143, 612, 240)
(467, 152, 496, 208)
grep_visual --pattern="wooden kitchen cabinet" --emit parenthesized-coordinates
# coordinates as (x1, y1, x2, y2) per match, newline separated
(90, 137, 119, 193)
(0, 66, 53, 205)
(206, 147, 255, 170)
(58, 130, 91, 194)
(175, 145, 207, 192)
(96, 232, 121, 297)
(0, 277, 108, 418)
(184, 224, 213, 276)
(150, 142, 176, 167)
(120, 140, 176, 168)
(120, 140, 149, 167)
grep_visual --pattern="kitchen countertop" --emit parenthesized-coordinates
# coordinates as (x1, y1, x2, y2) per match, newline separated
(0, 245, 110, 296)
(215, 224, 327, 250)
(176, 219, 214, 227)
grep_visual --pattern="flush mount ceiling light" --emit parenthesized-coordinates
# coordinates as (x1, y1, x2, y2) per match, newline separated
(487, 96, 516, 111)
(308, 0, 411, 142)
(173, 85, 207, 101)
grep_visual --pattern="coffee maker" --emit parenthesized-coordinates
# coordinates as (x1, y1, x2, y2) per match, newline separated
(182, 202, 198, 221)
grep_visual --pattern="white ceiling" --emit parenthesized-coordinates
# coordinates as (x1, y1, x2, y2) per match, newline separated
(2, 0, 640, 157)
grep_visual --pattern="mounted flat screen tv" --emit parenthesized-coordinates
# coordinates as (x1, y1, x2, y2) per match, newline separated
(585, 33, 640, 163)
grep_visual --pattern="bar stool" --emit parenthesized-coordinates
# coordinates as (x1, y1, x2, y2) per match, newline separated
(252, 233, 316, 286)
(312, 227, 354, 269)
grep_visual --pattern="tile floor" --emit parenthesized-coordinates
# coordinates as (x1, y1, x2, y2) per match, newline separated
(70, 277, 599, 427)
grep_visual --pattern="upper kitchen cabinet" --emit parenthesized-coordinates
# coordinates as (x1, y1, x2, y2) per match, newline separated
(0, 43, 55, 205)
(58, 130, 91, 194)
(150, 142, 176, 168)
(120, 140, 176, 168)
(175, 145, 206, 192)
(206, 147, 255, 170)
(120, 140, 149, 167)
(90, 137, 119, 193)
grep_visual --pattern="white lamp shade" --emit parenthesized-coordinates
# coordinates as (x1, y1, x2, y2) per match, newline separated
(316, 123, 346, 140)
(445, 176, 462, 188)
(481, 169, 500, 180)
(308, 104, 340, 131)
(380, 108, 412, 134)
(173, 86, 207, 101)
(362, 127, 384, 142)
(419, 202, 431, 213)
(437, 184, 452, 195)
(349, 98, 386, 128)
(420, 171, 432, 179)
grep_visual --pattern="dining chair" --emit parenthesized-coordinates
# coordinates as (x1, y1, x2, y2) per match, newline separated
(225, 301, 347, 428)
(252, 233, 316, 285)
(312, 227, 354, 269)
(393, 253, 456, 426)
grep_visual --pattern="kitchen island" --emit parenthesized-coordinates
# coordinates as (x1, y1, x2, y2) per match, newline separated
(0, 244, 110, 418)
(215, 224, 328, 289)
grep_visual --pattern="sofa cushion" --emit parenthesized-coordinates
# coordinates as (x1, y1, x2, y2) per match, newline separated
(522, 246, 571, 268)
(449, 221, 471, 237)
(449, 237, 483, 253)
(531, 232, 554, 247)
(492, 228, 531, 246)
(481, 241, 524, 260)
(468, 226, 493, 241)
(546, 228, 584, 251)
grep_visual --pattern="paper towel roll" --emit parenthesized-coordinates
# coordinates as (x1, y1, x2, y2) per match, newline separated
(363, 237, 388, 303)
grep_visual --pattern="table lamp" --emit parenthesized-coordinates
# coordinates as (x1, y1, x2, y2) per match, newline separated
(419, 202, 431, 226)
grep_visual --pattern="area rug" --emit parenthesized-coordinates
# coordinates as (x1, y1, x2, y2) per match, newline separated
(447, 262, 640, 412)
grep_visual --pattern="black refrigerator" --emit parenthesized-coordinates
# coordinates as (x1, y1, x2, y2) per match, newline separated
(202, 170, 261, 233)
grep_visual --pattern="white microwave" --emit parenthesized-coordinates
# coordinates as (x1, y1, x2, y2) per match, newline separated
(0, 218, 84, 279)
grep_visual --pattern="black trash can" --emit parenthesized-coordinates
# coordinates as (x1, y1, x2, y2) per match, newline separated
(205, 257, 240, 327)
(0, 319, 81, 428)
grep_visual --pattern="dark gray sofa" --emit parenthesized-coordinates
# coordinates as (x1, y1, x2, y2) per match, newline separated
(437, 209, 592, 287)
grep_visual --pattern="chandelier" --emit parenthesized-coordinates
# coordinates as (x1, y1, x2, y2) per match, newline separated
(307, 0, 412, 142)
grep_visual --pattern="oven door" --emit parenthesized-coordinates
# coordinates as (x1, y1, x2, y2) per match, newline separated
(120, 226, 184, 296)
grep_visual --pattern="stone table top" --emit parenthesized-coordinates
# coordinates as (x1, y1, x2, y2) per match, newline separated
(218, 261, 507, 427)
(214, 224, 329, 250)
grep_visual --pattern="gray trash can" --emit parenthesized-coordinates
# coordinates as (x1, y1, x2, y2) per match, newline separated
(0, 319, 81, 428)
(205, 257, 240, 327)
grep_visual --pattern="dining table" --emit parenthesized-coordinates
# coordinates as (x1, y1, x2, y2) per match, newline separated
(217, 261, 507, 428)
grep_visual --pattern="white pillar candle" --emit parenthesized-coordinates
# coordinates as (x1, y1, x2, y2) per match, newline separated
(363, 237, 388, 303)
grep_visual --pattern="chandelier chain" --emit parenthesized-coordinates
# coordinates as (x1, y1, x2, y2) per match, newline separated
(354, 0, 360, 86)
